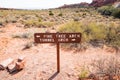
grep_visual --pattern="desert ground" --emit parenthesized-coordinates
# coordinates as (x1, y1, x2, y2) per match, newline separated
(0, 23, 119, 80)
(0, 8, 120, 80)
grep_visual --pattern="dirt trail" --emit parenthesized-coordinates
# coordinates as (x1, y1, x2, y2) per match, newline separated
(0, 23, 117, 80)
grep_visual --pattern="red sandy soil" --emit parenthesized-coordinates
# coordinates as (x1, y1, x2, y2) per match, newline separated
(0, 23, 118, 80)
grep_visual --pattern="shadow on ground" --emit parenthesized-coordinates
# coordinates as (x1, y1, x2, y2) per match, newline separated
(48, 72, 59, 80)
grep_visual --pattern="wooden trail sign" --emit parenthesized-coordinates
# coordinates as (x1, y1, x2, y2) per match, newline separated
(34, 33, 81, 72)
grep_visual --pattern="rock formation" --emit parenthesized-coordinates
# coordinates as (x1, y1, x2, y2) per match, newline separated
(90, 0, 117, 7)
(59, 2, 89, 8)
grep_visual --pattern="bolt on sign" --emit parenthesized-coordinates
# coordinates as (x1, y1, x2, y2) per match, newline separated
(34, 33, 82, 72)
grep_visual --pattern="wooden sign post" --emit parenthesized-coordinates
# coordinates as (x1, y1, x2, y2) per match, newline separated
(34, 33, 81, 72)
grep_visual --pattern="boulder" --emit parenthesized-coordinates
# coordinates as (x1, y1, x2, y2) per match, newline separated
(0, 58, 14, 70)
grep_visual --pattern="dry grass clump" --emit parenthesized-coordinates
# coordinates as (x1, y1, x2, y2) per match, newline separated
(12, 33, 31, 39)
(23, 20, 55, 28)
(0, 30, 5, 33)
(90, 55, 120, 75)
(22, 42, 33, 50)
(0, 18, 6, 26)
(11, 28, 46, 39)
(88, 55, 120, 80)
(78, 54, 120, 80)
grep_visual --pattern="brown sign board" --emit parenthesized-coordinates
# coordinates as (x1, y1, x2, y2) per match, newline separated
(34, 32, 81, 73)
(34, 33, 81, 43)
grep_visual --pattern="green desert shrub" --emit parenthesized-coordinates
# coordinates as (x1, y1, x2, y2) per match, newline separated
(112, 9, 120, 18)
(58, 21, 83, 33)
(86, 23, 106, 41)
(58, 21, 106, 43)
(98, 6, 120, 18)
(0, 19, 6, 25)
(58, 12, 63, 16)
(0, 21, 3, 26)
(79, 68, 89, 79)
(23, 20, 37, 27)
(49, 11, 54, 16)
(23, 20, 55, 28)
(98, 6, 113, 16)
(40, 21, 55, 27)
(58, 21, 120, 47)
(105, 26, 120, 46)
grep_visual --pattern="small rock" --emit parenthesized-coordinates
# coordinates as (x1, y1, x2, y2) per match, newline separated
(16, 60, 25, 71)
(7, 63, 16, 73)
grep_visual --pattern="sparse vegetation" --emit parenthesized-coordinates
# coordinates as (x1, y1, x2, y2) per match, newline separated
(0, 5, 120, 80)
(58, 21, 120, 48)
(0, 8, 119, 49)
